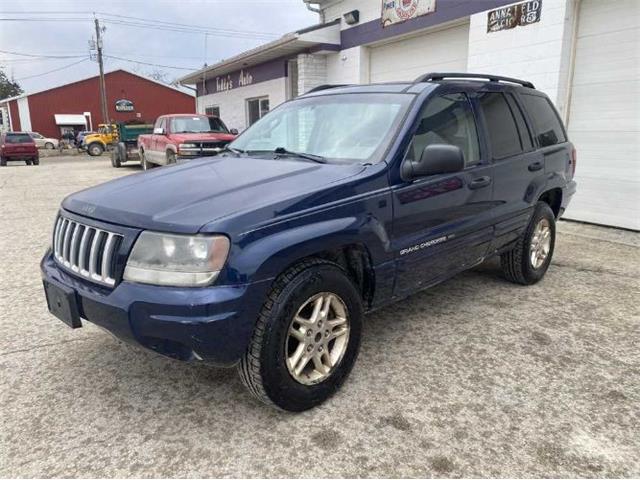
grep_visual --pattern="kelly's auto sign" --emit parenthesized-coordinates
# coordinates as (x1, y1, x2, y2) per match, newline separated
(382, 0, 437, 27)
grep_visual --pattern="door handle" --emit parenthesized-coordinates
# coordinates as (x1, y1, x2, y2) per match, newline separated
(468, 176, 492, 190)
(528, 161, 544, 172)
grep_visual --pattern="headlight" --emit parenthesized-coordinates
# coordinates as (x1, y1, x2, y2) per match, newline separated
(179, 143, 197, 149)
(123, 232, 230, 287)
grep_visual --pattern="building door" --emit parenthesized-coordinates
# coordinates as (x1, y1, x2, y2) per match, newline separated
(369, 22, 469, 83)
(564, 0, 639, 230)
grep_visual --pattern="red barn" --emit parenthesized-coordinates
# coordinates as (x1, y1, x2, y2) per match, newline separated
(0, 69, 195, 138)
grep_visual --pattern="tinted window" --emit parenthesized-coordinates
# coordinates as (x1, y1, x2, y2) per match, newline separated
(521, 94, 567, 147)
(505, 94, 533, 151)
(5, 133, 33, 143)
(409, 93, 480, 166)
(479, 92, 522, 159)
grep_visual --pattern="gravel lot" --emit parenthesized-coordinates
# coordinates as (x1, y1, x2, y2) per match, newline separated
(1, 156, 638, 478)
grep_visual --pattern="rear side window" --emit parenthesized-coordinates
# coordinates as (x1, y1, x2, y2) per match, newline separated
(5, 133, 33, 143)
(478, 92, 522, 159)
(520, 94, 567, 147)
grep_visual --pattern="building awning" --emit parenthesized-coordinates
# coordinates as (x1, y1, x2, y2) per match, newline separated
(179, 20, 341, 85)
(54, 114, 87, 126)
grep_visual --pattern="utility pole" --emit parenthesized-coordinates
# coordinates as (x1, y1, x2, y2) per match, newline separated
(94, 17, 109, 127)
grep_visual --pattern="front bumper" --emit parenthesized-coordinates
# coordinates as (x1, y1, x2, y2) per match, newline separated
(41, 251, 272, 366)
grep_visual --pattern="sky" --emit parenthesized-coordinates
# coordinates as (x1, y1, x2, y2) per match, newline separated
(0, 0, 318, 94)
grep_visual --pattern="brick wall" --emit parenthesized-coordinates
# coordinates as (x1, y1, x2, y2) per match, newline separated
(297, 54, 328, 94)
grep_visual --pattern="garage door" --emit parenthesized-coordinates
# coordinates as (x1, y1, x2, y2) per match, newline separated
(564, 0, 640, 230)
(369, 22, 469, 83)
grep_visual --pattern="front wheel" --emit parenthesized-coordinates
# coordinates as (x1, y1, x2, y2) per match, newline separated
(501, 202, 556, 285)
(45, 142, 54, 150)
(87, 142, 104, 157)
(238, 259, 363, 411)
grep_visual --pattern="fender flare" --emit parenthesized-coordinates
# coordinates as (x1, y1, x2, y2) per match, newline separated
(228, 215, 390, 284)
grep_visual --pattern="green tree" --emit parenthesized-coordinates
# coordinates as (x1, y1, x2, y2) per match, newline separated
(0, 68, 23, 100)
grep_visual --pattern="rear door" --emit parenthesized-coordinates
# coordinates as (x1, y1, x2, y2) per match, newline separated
(391, 92, 495, 296)
(477, 90, 543, 250)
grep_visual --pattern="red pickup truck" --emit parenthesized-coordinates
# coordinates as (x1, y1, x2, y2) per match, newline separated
(138, 114, 237, 170)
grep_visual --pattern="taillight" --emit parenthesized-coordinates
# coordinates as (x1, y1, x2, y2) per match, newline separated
(570, 147, 577, 176)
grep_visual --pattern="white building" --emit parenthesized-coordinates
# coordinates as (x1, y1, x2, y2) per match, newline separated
(180, 0, 639, 230)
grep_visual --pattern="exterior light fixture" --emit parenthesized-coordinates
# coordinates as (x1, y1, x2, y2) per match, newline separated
(344, 10, 360, 25)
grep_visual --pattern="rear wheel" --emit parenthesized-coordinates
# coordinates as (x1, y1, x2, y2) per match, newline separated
(32, 157, 39, 165)
(238, 259, 363, 411)
(501, 202, 556, 285)
(88, 142, 104, 157)
(25, 158, 32, 166)
(0, 157, 6, 166)
(141, 150, 155, 170)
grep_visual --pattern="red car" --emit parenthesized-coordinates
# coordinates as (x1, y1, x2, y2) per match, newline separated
(0, 132, 40, 166)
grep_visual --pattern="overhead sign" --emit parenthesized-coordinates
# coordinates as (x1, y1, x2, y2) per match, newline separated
(487, 0, 542, 33)
(381, 0, 437, 27)
(215, 69, 254, 93)
(114, 99, 134, 112)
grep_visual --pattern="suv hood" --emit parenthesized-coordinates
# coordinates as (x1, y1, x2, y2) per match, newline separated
(170, 132, 236, 143)
(63, 156, 365, 233)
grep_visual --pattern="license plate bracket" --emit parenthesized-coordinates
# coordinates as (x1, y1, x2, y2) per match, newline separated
(43, 280, 82, 329)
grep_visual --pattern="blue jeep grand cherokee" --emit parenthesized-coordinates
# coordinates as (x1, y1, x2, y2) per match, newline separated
(42, 73, 577, 411)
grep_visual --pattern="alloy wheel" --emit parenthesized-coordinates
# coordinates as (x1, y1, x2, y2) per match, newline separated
(285, 292, 350, 385)
(530, 218, 552, 269)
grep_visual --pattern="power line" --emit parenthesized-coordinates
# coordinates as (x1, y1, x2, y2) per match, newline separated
(0, 48, 86, 59)
(104, 54, 198, 71)
(15, 58, 88, 81)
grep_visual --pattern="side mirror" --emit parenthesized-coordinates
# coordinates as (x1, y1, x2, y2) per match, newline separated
(404, 144, 465, 179)
(153, 127, 165, 135)
(229, 128, 239, 135)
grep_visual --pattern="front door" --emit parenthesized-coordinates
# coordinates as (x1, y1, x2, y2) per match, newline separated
(391, 92, 495, 297)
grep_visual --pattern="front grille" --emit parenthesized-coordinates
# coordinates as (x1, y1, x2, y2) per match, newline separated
(199, 141, 229, 149)
(53, 217, 123, 286)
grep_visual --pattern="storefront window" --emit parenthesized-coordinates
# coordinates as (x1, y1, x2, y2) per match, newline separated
(247, 97, 270, 126)
(205, 106, 220, 118)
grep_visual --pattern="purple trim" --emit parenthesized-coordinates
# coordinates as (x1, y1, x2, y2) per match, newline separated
(196, 57, 288, 96)
(309, 43, 342, 53)
(341, 0, 516, 50)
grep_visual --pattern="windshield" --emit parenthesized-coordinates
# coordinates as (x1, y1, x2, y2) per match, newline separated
(171, 116, 228, 134)
(5, 134, 33, 144)
(230, 93, 413, 164)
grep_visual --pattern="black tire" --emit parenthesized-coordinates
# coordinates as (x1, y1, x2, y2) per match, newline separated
(166, 151, 176, 165)
(141, 149, 154, 170)
(238, 259, 363, 411)
(88, 142, 104, 157)
(111, 147, 122, 168)
(44, 142, 54, 150)
(32, 157, 39, 165)
(0, 157, 6, 166)
(25, 158, 32, 166)
(501, 202, 556, 285)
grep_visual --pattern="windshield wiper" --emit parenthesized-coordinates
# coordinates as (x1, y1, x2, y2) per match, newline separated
(220, 146, 245, 155)
(274, 147, 327, 164)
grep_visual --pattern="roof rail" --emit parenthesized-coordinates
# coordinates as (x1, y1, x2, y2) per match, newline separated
(415, 72, 535, 89)
(305, 84, 351, 94)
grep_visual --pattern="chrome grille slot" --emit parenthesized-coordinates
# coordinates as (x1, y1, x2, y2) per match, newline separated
(53, 217, 123, 287)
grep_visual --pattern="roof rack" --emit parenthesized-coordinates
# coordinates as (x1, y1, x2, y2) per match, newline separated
(415, 72, 535, 89)
(305, 84, 351, 94)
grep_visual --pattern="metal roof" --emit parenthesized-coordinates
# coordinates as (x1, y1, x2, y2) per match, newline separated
(179, 20, 340, 85)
